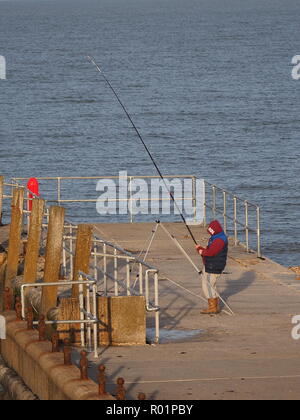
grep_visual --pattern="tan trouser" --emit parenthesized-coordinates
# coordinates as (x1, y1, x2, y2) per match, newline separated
(201, 269, 220, 299)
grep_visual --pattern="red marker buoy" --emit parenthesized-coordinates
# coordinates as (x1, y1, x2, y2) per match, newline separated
(27, 177, 39, 212)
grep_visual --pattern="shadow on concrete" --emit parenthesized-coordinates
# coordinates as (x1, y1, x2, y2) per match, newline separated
(220, 270, 256, 309)
(73, 354, 158, 400)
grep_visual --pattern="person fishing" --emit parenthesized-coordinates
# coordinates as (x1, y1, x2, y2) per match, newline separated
(87, 58, 233, 316)
(195, 220, 228, 314)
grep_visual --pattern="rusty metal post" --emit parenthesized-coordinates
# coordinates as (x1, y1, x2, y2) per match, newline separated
(79, 350, 89, 380)
(38, 314, 46, 341)
(63, 338, 72, 366)
(5, 188, 24, 289)
(51, 331, 59, 352)
(15, 297, 22, 321)
(115, 378, 126, 400)
(0, 175, 4, 226)
(72, 224, 93, 299)
(4, 287, 12, 311)
(98, 364, 107, 396)
(40, 206, 65, 315)
(23, 198, 45, 285)
(26, 306, 34, 330)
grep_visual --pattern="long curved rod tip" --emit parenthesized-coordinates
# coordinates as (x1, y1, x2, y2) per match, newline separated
(86, 55, 102, 73)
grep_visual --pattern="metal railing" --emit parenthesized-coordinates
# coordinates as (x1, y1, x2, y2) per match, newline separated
(20, 274, 98, 357)
(60, 219, 160, 343)
(1, 175, 262, 258)
(11, 175, 200, 224)
(203, 181, 261, 258)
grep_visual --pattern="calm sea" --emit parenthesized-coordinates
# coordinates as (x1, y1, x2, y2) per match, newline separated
(0, 0, 300, 265)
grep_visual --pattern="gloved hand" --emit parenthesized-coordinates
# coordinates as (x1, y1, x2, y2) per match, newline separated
(195, 245, 205, 254)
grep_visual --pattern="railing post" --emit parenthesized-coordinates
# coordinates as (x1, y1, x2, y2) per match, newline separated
(257, 206, 262, 258)
(78, 279, 85, 347)
(23, 198, 45, 285)
(203, 182, 207, 226)
(233, 196, 238, 246)
(62, 236, 67, 279)
(129, 176, 133, 223)
(103, 243, 107, 295)
(40, 206, 65, 315)
(93, 244, 98, 281)
(245, 201, 249, 252)
(212, 185, 216, 219)
(139, 263, 143, 295)
(126, 258, 131, 296)
(69, 225, 73, 280)
(5, 188, 24, 289)
(86, 280, 92, 350)
(0, 175, 4, 226)
(192, 176, 197, 224)
(154, 272, 159, 344)
(114, 248, 118, 296)
(223, 191, 227, 234)
(57, 177, 61, 205)
(72, 224, 93, 299)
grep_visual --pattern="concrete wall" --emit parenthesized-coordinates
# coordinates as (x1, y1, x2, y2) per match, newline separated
(57, 296, 147, 346)
(98, 296, 146, 346)
(0, 312, 114, 400)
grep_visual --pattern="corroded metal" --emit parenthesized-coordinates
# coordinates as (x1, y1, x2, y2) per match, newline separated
(63, 338, 72, 366)
(79, 350, 88, 380)
(15, 297, 22, 321)
(26, 306, 34, 330)
(4, 287, 12, 311)
(38, 314, 46, 341)
(98, 364, 107, 396)
(51, 331, 59, 353)
(115, 377, 126, 400)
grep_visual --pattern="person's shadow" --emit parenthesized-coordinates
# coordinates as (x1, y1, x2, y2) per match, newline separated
(220, 270, 256, 309)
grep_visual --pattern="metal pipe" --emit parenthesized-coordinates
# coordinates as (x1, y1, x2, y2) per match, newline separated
(223, 191, 227, 234)
(245, 201, 249, 252)
(233, 196, 238, 246)
(114, 248, 118, 297)
(103, 243, 107, 295)
(79, 280, 85, 347)
(126, 258, 131, 296)
(257, 206, 261, 258)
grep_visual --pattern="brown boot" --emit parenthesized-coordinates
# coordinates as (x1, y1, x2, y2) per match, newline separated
(201, 298, 220, 315)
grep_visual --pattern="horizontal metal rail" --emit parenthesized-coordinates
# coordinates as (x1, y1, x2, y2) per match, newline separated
(11, 175, 199, 224)
(21, 277, 98, 357)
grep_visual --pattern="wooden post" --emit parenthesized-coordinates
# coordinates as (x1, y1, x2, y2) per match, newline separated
(23, 198, 45, 285)
(0, 175, 4, 226)
(5, 188, 24, 289)
(40, 206, 65, 315)
(72, 224, 93, 299)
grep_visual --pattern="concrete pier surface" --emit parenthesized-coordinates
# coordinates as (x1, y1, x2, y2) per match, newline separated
(76, 222, 300, 400)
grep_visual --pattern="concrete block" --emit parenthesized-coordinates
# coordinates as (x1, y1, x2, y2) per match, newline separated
(98, 296, 146, 346)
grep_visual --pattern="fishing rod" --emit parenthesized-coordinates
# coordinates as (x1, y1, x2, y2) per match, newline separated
(86, 55, 198, 245)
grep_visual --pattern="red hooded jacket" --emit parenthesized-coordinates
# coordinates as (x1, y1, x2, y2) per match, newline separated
(201, 220, 226, 258)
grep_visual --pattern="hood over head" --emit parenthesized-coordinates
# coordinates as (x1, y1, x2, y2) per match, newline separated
(207, 220, 223, 236)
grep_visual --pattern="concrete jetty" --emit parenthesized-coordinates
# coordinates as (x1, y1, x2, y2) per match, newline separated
(72, 222, 300, 400)
(1, 220, 300, 400)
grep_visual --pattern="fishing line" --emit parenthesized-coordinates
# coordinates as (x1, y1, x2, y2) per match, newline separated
(86, 56, 198, 245)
